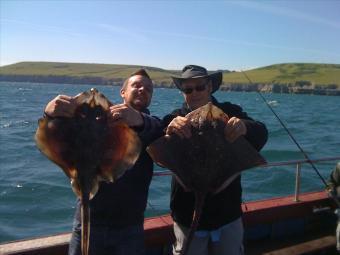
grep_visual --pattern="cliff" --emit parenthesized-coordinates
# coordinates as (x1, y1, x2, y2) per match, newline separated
(1, 62, 340, 95)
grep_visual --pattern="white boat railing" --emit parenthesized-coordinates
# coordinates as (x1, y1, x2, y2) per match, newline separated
(152, 156, 340, 202)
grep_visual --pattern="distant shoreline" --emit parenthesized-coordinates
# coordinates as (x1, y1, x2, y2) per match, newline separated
(220, 83, 340, 96)
(1, 78, 340, 96)
(1, 62, 340, 96)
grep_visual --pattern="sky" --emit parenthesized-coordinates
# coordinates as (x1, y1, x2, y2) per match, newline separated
(1, 0, 340, 71)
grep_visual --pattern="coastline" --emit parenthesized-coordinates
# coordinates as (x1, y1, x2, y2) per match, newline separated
(1, 75, 340, 96)
(1, 62, 339, 96)
(220, 83, 340, 96)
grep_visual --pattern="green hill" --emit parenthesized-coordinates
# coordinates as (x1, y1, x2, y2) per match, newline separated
(223, 63, 340, 86)
(0, 61, 178, 85)
(1, 62, 339, 91)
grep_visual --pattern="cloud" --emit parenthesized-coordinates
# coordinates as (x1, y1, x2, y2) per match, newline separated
(232, 1, 340, 29)
(143, 29, 340, 58)
(1, 18, 84, 37)
(97, 24, 149, 43)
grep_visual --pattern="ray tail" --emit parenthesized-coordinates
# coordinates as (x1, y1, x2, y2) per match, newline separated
(81, 192, 90, 255)
(179, 193, 206, 255)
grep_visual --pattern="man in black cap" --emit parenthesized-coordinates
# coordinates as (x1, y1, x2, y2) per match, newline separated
(44, 69, 162, 255)
(163, 65, 268, 255)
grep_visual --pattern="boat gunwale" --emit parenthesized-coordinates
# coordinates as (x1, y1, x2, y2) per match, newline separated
(0, 190, 335, 255)
(1, 156, 340, 254)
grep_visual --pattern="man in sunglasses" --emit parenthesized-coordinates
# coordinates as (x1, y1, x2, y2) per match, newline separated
(163, 65, 268, 255)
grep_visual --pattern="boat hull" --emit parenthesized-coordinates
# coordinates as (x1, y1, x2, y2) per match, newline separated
(0, 190, 337, 255)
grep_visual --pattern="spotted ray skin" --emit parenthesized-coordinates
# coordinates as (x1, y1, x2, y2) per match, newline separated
(147, 102, 266, 255)
(35, 88, 141, 255)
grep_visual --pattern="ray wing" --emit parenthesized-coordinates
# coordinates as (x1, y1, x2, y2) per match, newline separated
(100, 120, 141, 182)
(147, 102, 266, 255)
(35, 88, 142, 255)
(35, 117, 78, 179)
(147, 103, 266, 194)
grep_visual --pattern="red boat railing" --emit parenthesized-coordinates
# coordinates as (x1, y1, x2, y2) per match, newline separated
(2, 157, 339, 255)
(152, 156, 340, 202)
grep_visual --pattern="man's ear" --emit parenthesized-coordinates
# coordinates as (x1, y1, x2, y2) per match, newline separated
(120, 88, 125, 98)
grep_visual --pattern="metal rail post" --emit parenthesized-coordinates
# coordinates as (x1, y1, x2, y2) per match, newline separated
(294, 163, 301, 202)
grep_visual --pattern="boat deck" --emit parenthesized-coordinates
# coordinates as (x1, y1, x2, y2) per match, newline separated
(0, 224, 336, 255)
(1, 191, 338, 255)
(247, 230, 336, 255)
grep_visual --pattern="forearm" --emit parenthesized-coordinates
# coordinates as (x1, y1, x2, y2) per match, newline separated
(243, 119, 268, 151)
(137, 113, 164, 145)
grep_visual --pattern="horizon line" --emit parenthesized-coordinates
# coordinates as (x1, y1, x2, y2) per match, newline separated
(1, 60, 340, 72)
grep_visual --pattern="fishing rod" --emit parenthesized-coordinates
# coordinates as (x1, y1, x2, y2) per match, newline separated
(241, 71, 340, 208)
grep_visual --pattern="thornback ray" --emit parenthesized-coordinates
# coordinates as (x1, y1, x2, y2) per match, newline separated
(35, 88, 141, 255)
(147, 102, 266, 255)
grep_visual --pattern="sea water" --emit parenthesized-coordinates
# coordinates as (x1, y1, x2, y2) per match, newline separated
(0, 82, 339, 242)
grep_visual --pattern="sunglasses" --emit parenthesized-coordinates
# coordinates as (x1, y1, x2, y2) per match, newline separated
(182, 83, 207, 94)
